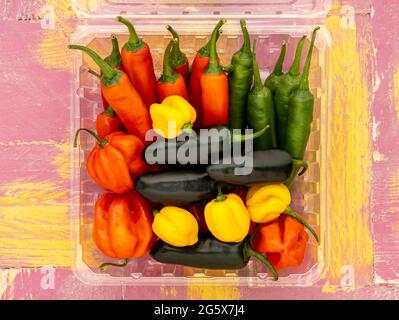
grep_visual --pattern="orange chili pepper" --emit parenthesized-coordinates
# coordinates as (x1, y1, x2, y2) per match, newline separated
(189, 26, 222, 128)
(93, 191, 155, 271)
(157, 39, 189, 102)
(252, 215, 309, 270)
(200, 19, 229, 127)
(96, 107, 124, 139)
(117, 16, 158, 108)
(166, 25, 189, 85)
(69, 45, 152, 141)
(74, 129, 150, 193)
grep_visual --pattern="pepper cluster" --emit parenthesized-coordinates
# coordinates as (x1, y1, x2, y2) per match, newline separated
(70, 18, 320, 281)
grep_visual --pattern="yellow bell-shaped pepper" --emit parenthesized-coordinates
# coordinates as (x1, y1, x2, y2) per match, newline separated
(205, 192, 250, 243)
(150, 95, 197, 139)
(152, 206, 199, 247)
(246, 184, 291, 223)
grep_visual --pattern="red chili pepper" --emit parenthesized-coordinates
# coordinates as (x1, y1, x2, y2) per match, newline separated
(189, 27, 222, 128)
(157, 39, 189, 102)
(117, 16, 158, 108)
(69, 45, 152, 141)
(201, 19, 229, 128)
(184, 202, 208, 232)
(96, 106, 124, 139)
(166, 25, 189, 84)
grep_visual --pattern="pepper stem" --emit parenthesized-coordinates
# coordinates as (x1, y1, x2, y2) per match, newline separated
(299, 27, 320, 90)
(232, 125, 270, 143)
(288, 35, 306, 76)
(284, 207, 319, 242)
(166, 25, 187, 68)
(206, 19, 226, 73)
(99, 258, 129, 272)
(103, 106, 117, 117)
(117, 16, 142, 46)
(74, 128, 108, 148)
(88, 68, 101, 79)
(152, 209, 160, 217)
(105, 34, 122, 69)
(160, 39, 178, 83)
(273, 41, 287, 75)
(252, 39, 263, 90)
(69, 45, 117, 80)
(182, 122, 193, 134)
(215, 185, 227, 202)
(240, 19, 251, 54)
(198, 29, 222, 58)
(244, 242, 278, 281)
(285, 159, 308, 190)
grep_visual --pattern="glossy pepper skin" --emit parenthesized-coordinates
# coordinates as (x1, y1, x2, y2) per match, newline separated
(207, 149, 294, 186)
(152, 206, 199, 247)
(93, 191, 154, 263)
(74, 129, 149, 193)
(150, 95, 196, 139)
(252, 215, 309, 270)
(117, 16, 158, 108)
(96, 106, 124, 139)
(246, 184, 291, 223)
(189, 26, 222, 128)
(227, 19, 253, 130)
(201, 19, 229, 128)
(166, 25, 189, 84)
(264, 42, 287, 96)
(101, 35, 125, 110)
(274, 36, 306, 147)
(150, 233, 278, 280)
(284, 28, 320, 190)
(205, 191, 250, 243)
(157, 39, 189, 102)
(247, 40, 277, 150)
(69, 45, 152, 142)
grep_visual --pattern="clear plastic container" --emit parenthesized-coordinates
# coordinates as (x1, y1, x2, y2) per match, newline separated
(70, 0, 332, 286)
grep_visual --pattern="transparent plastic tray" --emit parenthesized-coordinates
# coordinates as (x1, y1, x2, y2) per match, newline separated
(70, 0, 332, 286)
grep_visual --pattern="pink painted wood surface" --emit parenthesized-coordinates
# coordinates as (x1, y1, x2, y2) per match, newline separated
(1, 0, 399, 299)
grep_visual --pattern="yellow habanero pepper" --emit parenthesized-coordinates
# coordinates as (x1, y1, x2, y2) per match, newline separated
(150, 95, 197, 139)
(205, 191, 250, 243)
(246, 184, 291, 223)
(152, 206, 199, 247)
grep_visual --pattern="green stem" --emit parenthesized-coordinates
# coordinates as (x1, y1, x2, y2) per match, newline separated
(240, 19, 251, 54)
(231, 125, 270, 143)
(284, 159, 308, 190)
(273, 41, 287, 75)
(166, 25, 187, 68)
(103, 106, 117, 117)
(299, 27, 320, 90)
(206, 19, 226, 74)
(74, 128, 108, 148)
(152, 209, 160, 217)
(99, 258, 129, 272)
(221, 64, 234, 73)
(160, 39, 178, 83)
(215, 185, 227, 202)
(252, 39, 263, 90)
(68, 45, 116, 80)
(288, 35, 306, 76)
(117, 16, 144, 52)
(284, 207, 319, 243)
(88, 68, 101, 79)
(105, 34, 122, 69)
(244, 242, 278, 281)
(198, 29, 222, 58)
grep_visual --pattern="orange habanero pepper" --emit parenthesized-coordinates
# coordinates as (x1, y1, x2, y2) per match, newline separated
(93, 191, 155, 271)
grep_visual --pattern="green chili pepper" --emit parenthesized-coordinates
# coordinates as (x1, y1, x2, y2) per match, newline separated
(247, 39, 277, 150)
(274, 36, 306, 147)
(284, 27, 320, 190)
(227, 19, 253, 130)
(265, 42, 287, 95)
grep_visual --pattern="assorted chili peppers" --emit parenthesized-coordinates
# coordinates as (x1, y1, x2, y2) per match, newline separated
(70, 19, 321, 280)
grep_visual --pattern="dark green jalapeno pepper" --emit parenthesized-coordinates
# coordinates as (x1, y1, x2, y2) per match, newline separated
(150, 233, 278, 280)
(274, 36, 306, 147)
(265, 42, 287, 95)
(284, 27, 320, 189)
(247, 40, 277, 150)
(227, 19, 253, 130)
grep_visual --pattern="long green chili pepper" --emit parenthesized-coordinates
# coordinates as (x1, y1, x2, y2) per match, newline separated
(284, 27, 320, 190)
(274, 36, 306, 147)
(227, 19, 254, 130)
(265, 42, 287, 95)
(247, 39, 277, 150)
